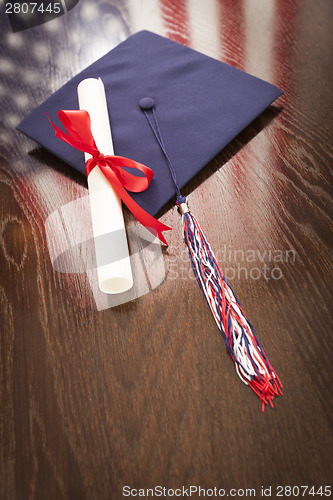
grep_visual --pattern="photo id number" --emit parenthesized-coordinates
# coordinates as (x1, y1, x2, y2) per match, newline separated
(276, 485, 331, 496)
(5, 3, 61, 15)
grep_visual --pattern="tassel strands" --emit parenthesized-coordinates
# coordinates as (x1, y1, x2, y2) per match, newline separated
(179, 201, 282, 411)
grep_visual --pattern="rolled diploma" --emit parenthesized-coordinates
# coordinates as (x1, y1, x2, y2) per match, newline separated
(77, 78, 133, 294)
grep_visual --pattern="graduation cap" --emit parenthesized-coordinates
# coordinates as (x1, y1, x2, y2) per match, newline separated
(18, 30, 281, 216)
(18, 30, 283, 409)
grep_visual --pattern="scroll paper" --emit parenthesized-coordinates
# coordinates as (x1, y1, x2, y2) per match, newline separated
(77, 77, 133, 294)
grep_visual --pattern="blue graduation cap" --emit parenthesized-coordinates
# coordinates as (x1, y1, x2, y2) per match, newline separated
(18, 30, 282, 216)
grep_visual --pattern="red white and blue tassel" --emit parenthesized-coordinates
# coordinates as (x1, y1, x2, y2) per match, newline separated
(139, 97, 282, 411)
(178, 200, 282, 411)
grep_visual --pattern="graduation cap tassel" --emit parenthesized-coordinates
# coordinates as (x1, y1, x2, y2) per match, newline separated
(179, 203, 282, 411)
(139, 97, 282, 411)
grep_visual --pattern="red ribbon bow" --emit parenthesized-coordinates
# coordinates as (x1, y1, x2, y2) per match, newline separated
(48, 110, 171, 245)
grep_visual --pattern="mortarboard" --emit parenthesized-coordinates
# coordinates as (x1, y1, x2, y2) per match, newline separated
(18, 30, 282, 217)
(18, 30, 283, 410)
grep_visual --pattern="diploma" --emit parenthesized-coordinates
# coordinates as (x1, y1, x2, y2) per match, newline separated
(77, 78, 133, 294)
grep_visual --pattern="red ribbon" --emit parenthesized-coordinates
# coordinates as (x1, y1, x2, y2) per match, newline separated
(48, 110, 171, 245)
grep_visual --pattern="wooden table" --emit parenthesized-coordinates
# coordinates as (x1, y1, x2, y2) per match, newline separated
(0, 1, 332, 498)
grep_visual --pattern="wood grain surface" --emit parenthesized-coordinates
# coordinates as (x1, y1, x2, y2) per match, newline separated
(0, 0, 332, 499)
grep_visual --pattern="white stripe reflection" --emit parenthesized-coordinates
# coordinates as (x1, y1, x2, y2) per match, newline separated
(244, 0, 275, 80)
(126, 0, 165, 36)
(186, 0, 221, 59)
(243, 0, 277, 219)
